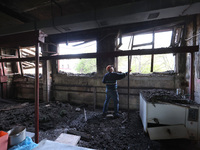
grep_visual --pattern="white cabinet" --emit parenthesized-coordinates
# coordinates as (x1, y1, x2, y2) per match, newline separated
(140, 93, 200, 140)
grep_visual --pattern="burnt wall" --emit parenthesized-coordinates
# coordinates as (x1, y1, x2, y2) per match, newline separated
(52, 73, 182, 110)
(10, 17, 194, 109)
(50, 26, 184, 110)
(186, 15, 200, 103)
(12, 76, 43, 101)
(196, 15, 200, 103)
(97, 30, 117, 74)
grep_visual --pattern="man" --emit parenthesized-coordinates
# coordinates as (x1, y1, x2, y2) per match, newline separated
(102, 65, 131, 118)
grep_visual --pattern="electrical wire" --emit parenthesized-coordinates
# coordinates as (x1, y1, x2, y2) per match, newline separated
(185, 32, 200, 41)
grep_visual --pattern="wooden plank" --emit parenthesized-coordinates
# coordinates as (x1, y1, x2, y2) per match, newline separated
(67, 130, 91, 141)
(17, 48, 24, 76)
(34, 139, 95, 150)
(55, 133, 81, 146)
(0, 102, 29, 111)
(147, 125, 189, 140)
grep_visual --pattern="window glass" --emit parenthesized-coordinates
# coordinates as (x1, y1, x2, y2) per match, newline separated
(118, 55, 151, 74)
(133, 33, 153, 45)
(154, 31, 172, 48)
(117, 30, 175, 74)
(154, 54, 175, 72)
(132, 55, 152, 73)
(154, 30, 174, 72)
(120, 36, 132, 50)
(58, 40, 97, 74)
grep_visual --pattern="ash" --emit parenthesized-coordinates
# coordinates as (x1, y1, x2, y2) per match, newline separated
(0, 99, 199, 150)
(141, 89, 198, 105)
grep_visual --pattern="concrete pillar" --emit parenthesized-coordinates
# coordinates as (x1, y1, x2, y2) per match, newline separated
(49, 44, 57, 101)
(97, 30, 117, 75)
(42, 43, 52, 102)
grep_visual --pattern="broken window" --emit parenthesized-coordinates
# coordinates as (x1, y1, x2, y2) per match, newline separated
(19, 46, 43, 74)
(117, 29, 175, 74)
(58, 40, 97, 74)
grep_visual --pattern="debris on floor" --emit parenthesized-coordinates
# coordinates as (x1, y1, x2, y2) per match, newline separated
(0, 100, 200, 150)
(141, 89, 198, 105)
(55, 133, 81, 146)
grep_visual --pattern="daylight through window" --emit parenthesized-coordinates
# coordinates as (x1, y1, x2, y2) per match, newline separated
(20, 46, 42, 74)
(118, 30, 175, 74)
(58, 40, 97, 74)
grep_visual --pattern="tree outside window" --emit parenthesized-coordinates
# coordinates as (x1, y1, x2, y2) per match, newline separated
(58, 41, 97, 74)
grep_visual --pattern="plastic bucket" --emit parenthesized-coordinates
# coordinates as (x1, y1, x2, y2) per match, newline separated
(0, 131, 9, 150)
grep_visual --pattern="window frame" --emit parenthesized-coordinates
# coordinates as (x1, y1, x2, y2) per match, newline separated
(116, 27, 179, 74)
(19, 46, 43, 75)
(57, 40, 97, 75)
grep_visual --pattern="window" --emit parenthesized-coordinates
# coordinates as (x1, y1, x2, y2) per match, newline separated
(153, 31, 174, 72)
(58, 40, 97, 74)
(117, 30, 175, 74)
(20, 46, 42, 74)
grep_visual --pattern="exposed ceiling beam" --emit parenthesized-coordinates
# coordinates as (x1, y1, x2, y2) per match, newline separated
(0, 46, 198, 62)
(0, 4, 31, 23)
(0, 31, 39, 48)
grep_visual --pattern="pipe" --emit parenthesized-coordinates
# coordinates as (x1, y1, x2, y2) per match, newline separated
(128, 55, 130, 119)
(35, 43, 39, 143)
(189, 52, 194, 100)
(151, 30, 155, 72)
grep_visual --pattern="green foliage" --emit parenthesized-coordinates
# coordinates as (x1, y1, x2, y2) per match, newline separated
(118, 54, 174, 74)
(75, 59, 96, 73)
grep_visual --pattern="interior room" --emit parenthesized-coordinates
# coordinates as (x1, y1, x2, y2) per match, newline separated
(0, 0, 200, 149)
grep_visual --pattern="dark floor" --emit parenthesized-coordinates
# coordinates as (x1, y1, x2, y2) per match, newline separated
(0, 99, 200, 150)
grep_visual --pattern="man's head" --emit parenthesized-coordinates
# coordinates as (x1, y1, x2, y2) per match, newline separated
(106, 65, 114, 72)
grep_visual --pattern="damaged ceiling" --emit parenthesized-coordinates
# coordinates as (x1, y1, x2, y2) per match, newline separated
(0, 0, 200, 36)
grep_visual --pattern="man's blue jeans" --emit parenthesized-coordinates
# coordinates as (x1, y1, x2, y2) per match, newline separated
(103, 90, 119, 116)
